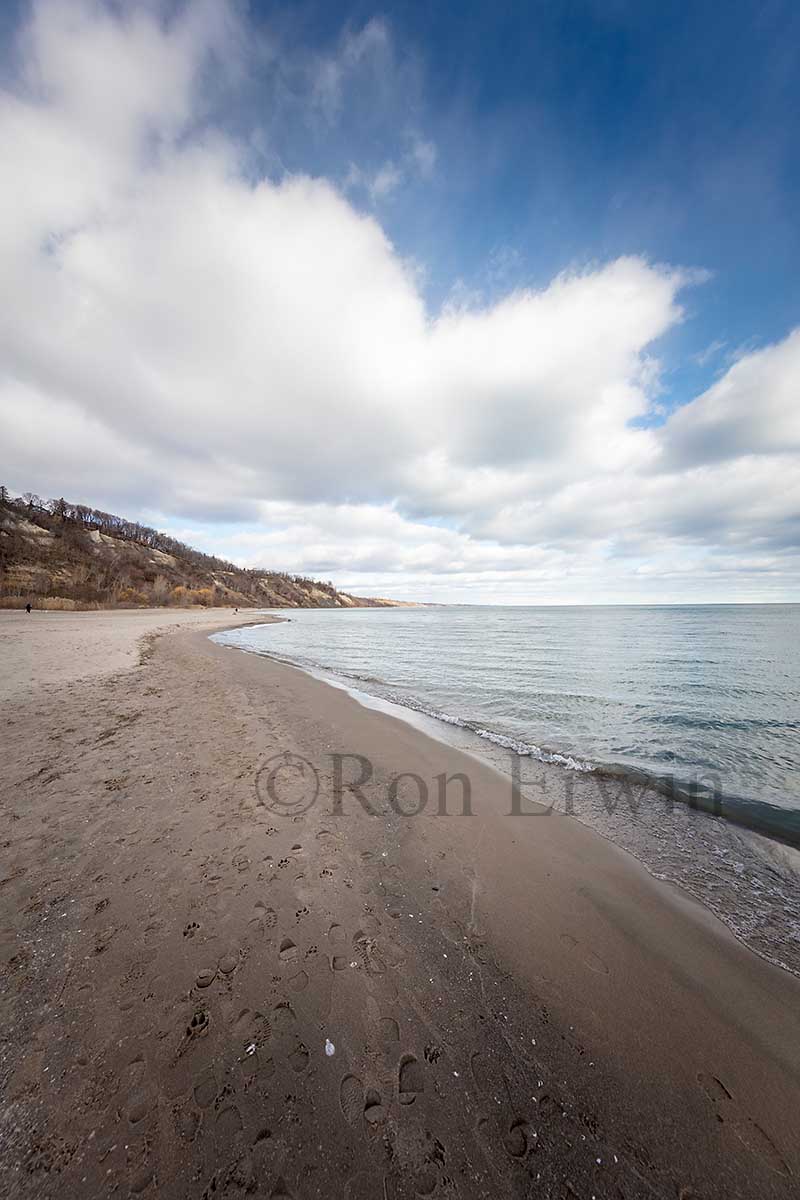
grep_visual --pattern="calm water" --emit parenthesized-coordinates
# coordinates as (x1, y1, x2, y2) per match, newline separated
(213, 604, 800, 974)
(213, 604, 800, 844)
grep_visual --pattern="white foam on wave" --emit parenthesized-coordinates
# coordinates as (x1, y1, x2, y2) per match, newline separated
(340, 683, 595, 773)
(214, 629, 595, 774)
(212, 624, 800, 977)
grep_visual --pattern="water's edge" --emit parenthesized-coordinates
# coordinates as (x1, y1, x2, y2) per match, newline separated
(213, 624, 800, 851)
(211, 624, 800, 980)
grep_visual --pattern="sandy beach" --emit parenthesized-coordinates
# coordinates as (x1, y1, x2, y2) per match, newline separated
(1, 610, 799, 1200)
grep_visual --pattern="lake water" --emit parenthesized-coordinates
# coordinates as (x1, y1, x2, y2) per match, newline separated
(214, 604, 799, 839)
(212, 604, 800, 974)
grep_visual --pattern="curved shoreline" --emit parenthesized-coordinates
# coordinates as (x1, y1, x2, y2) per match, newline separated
(212, 625, 800, 981)
(211, 620, 800, 850)
(3, 608, 800, 1198)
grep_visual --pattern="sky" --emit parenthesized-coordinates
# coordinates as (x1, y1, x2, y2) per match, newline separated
(1, 0, 799, 604)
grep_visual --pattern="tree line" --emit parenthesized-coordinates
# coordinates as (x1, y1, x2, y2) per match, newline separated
(0, 486, 345, 608)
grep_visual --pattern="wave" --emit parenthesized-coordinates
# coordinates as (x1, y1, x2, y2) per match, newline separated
(375, 689, 800, 849)
(387, 695, 595, 772)
(211, 621, 800, 979)
(214, 634, 800, 851)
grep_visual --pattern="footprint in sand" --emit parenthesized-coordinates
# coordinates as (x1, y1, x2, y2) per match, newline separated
(399, 1054, 425, 1105)
(127, 1089, 154, 1125)
(340, 1075, 387, 1129)
(218, 949, 240, 976)
(239, 1047, 260, 1082)
(340, 1074, 363, 1125)
(289, 970, 309, 992)
(477, 1113, 526, 1169)
(216, 1103, 244, 1140)
(272, 1001, 296, 1033)
(279, 937, 298, 962)
(125, 1054, 147, 1087)
(231, 1007, 272, 1048)
(469, 1049, 511, 1106)
(251, 901, 277, 933)
(502, 1117, 531, 1159)
(697, 1073, 791, 1177)
(364, 1087, 387, 1127)
(560, 932, 609, 975)
(93, 926, 117, 955)
(186, 1008, 210, 1041)
(352, 931, 386, 975)
(288, 1042, 310, 1073)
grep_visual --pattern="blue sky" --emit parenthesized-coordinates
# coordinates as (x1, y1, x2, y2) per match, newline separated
(238, 0, 800, 404)
(2, 0, 799, 602)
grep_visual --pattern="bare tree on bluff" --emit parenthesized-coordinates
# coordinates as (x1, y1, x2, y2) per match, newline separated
(0, 488, 389, 611)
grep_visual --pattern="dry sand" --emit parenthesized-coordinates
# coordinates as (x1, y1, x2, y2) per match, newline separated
(0, 608, 264, 702)
(1, 609, 799, 1199)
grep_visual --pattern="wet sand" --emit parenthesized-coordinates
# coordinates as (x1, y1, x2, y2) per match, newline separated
(1, 610, 799, 1199)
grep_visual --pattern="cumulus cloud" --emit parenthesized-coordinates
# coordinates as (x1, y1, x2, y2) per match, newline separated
(661, 331, 800, 466)
(1, 0, 798, 602)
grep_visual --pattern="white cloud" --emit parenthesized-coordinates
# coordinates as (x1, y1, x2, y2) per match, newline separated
(1, 0, 798, 603)
(344, 158, 404, 201)
(310, 18, 391, 125)
(661, 330, 800, 466)
(692, 338, 726, 367)
(407, 133, 437, 178)
(343, 135, 437, 203)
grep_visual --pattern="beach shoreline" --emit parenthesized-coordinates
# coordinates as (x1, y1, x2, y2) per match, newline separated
(2, 610, 799, 1198)
(213, 624, 800, 982)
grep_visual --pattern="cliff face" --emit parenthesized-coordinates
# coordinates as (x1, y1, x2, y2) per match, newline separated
(0, 495, 399, 610)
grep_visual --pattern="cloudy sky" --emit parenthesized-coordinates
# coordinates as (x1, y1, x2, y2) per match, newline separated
(2, 0, 799, 603)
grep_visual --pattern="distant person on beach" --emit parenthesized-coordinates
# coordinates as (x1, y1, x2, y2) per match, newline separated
(25, 603, 31, 614)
